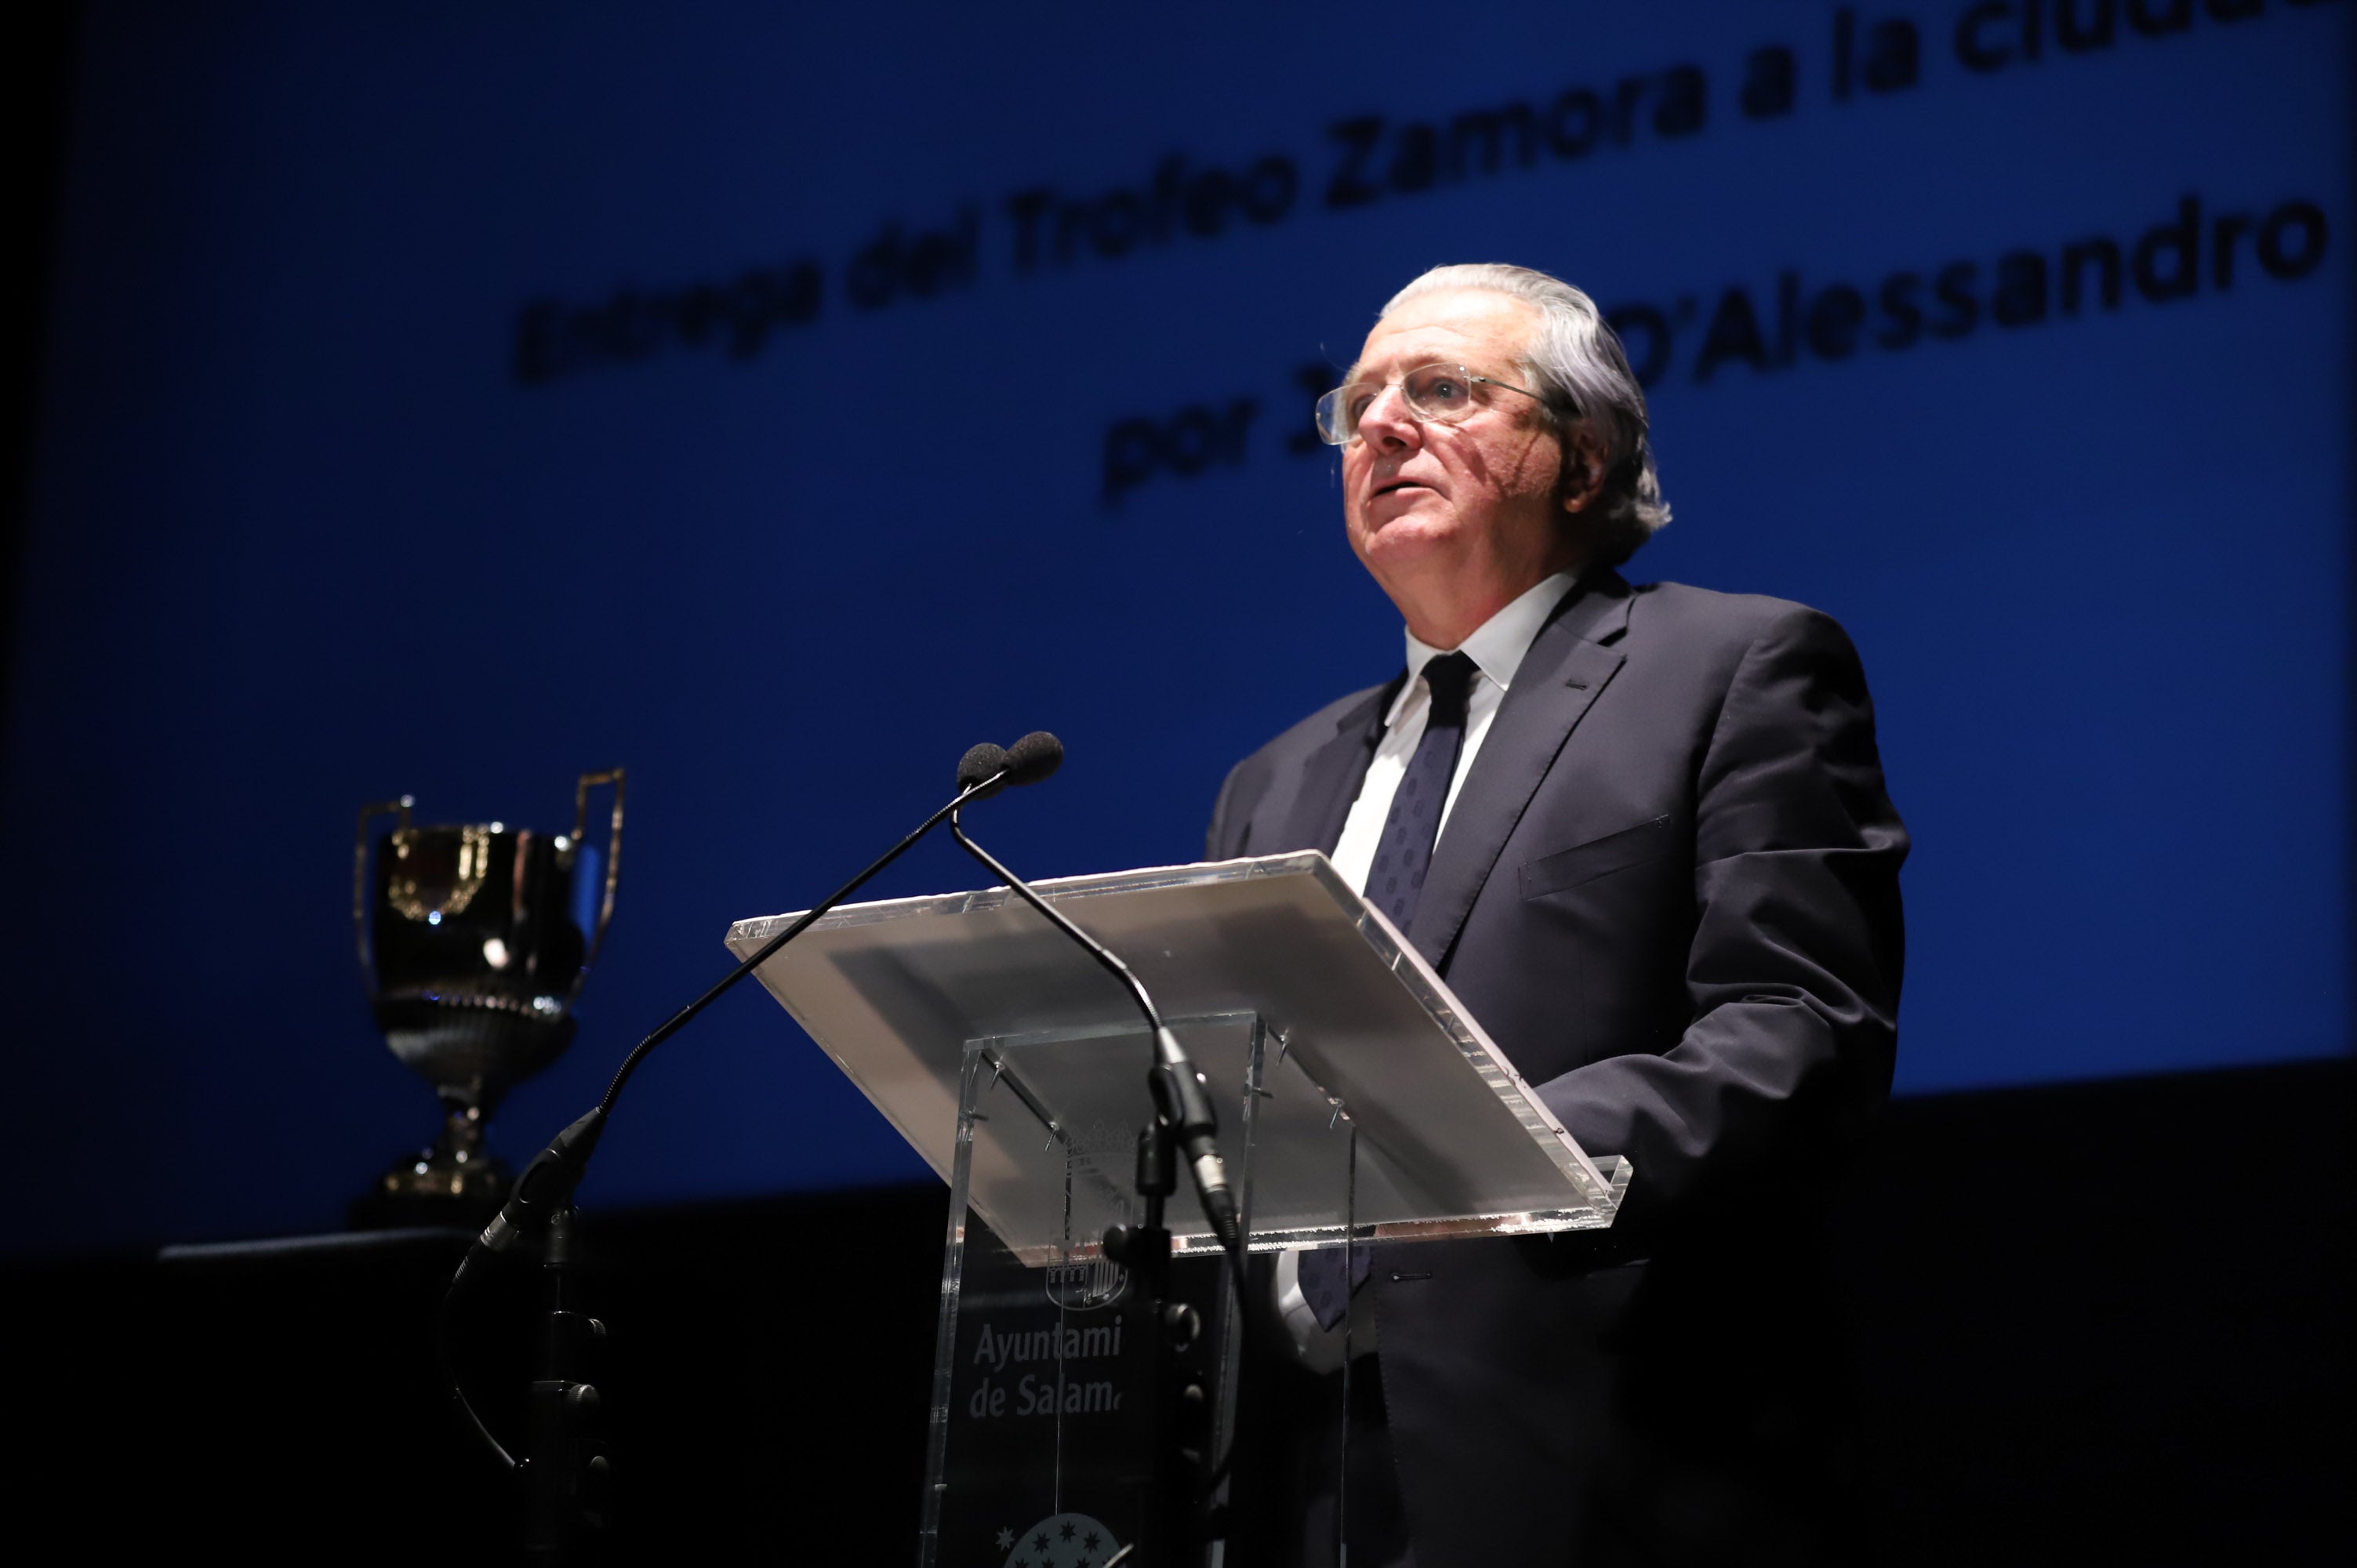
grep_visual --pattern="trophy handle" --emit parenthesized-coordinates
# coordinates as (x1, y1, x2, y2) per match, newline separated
(354, 795, 416, 993)
(572, 768, 626, 967)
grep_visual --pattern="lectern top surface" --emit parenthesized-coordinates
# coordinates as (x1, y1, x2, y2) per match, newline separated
(726, 852, 1625, 1253)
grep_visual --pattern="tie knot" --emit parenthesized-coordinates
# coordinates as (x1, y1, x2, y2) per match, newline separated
(1421, 651, 1479, 723)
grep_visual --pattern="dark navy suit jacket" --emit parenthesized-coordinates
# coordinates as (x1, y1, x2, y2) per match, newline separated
(1208, 570, 1908, 1566)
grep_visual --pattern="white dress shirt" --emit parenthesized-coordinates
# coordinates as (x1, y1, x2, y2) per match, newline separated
(1277, 568, 1582, 1369)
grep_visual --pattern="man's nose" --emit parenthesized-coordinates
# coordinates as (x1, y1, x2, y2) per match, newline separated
(1355, 383, 1420, 448)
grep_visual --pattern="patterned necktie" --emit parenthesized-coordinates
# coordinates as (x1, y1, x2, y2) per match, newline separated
(1300, 649, 1481, 1332)
(1363, 650, 1480, 934)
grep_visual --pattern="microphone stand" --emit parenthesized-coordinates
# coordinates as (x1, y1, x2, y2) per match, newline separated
(1106, 1122, 1202, 1568)
(523, 1207, 606, 1561)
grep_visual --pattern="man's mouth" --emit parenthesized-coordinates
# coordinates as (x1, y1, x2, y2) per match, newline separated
(1374, 480, 1430, 498)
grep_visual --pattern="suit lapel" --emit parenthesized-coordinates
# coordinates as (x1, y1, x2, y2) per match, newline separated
(1409, 572, 1633, 967)
(1266, 678, 1398, 854)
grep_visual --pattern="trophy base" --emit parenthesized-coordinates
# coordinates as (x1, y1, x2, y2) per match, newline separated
(349, 1102, 513, 1232)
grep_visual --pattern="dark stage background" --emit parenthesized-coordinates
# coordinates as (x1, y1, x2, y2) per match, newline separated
(0, 3, 2348, 1562)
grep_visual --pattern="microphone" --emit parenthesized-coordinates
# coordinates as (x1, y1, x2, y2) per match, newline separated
(954, 731, 1057, 800)
(1001, 729, 1063, 787)
(943, 741, 1242, 1258)
(957, 742, 1009, 799)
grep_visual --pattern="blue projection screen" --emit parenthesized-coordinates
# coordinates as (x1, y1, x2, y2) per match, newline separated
(1, 0, 2347, 1253)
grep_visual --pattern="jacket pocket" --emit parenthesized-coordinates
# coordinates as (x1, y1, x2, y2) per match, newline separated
(1519, 814, 1675, 900)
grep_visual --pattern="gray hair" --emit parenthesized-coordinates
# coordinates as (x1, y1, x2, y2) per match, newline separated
(1382, 263, 1670, 566)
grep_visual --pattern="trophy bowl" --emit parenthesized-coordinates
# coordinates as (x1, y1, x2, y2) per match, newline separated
(351, 769, 623, 1226)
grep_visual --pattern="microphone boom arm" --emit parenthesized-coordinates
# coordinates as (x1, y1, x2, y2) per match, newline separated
(445, 764, 1015, 1485)
(591, 777, 998, 1122)
(946, 809, 1244, 1257)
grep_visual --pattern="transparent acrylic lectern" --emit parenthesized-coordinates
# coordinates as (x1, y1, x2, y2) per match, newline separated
(726, 851, 1630, 1568)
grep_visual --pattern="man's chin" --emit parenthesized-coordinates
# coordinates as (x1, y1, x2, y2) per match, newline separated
(1355, 509, 1461, 561)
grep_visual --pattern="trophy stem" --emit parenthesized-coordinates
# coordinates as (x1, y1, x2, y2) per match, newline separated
(431, 1095, 506, 1192)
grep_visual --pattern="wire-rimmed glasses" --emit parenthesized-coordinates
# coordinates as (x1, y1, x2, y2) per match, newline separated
(1313, 362, 1559, 446)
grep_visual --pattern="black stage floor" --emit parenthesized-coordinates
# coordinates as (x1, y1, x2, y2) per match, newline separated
(12, 1055, 2349, 1564)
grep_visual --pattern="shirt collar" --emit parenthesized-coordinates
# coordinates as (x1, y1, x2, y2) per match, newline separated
(1389, 569, 1581, 724)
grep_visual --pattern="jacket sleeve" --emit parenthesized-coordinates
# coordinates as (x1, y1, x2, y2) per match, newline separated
(1205, 748, 1272, 861)
(1205, 760, 1244, 861)
(1534, 606, 1908, 1224)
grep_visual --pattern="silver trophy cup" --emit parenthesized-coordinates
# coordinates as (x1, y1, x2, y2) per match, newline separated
(354, 769, 623, 1220)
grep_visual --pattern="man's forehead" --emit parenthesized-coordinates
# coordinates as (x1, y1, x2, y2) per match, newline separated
(1346, 291, 1537, 381)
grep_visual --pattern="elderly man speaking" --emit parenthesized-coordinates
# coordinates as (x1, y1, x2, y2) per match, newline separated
(1208, 265, 1908, 1567)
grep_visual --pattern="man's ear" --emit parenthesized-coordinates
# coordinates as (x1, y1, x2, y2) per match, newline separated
(1558, 430, 1607, 514)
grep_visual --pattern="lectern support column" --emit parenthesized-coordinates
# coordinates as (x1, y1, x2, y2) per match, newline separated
(917, 1012, 1281, 1568)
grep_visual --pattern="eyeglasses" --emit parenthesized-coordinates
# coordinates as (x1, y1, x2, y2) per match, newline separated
(1313, 362, 1560, 446)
